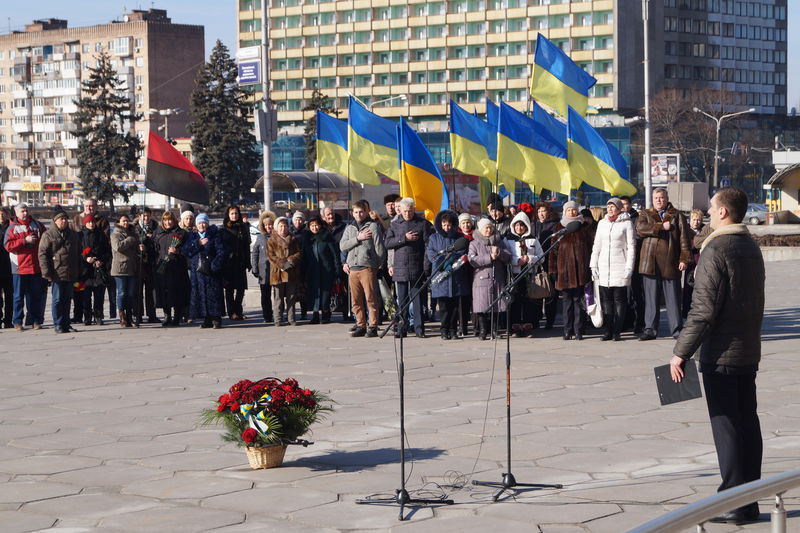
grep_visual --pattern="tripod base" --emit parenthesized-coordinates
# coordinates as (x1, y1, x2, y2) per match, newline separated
(356, 489, 454, 520)
(472, 473, 563, 502)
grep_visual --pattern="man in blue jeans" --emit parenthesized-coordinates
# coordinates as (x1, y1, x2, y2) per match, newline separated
(3, 203, 46, 330)
(38, 211, 82, 333)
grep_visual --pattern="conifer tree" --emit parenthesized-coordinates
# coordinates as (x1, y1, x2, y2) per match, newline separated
(188, 40, 259, 208)
(73, 51, 142, 211)
(302, 89, 337, 171)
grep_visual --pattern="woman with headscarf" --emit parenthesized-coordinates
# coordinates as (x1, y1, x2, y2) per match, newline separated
(549, 201, 592, 340)
(251, 210, 276, 323)
(456, 212, 475, 337)
(220, 205, 251, 321)
(302, 215, 340, 324)
(153, 211, 190, 327)
(468, 218, 511, 340)
(590, 197, 636, 341)
(427, 210, 471, 340)
(504, 211, 544, 337)
(184, 214, 226, 328)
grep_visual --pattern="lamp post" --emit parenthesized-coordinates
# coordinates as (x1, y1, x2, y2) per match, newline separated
(692, 106, 755, 189)
(642, 0, 652, 208)
(367, 94, 407, 111)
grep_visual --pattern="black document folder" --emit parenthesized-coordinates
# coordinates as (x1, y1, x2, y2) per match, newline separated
(654, 360, 702, 406)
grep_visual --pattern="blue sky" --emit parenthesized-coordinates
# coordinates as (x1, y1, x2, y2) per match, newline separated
(3, 0, 799, 113)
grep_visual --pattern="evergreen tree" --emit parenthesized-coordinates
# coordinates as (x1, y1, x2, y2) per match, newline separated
(188, 40, 259, 208)
(302, 89, 337, 171)
(73, 51, 142, 211)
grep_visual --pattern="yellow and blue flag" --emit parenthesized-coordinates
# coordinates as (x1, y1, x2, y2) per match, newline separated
(315, 110, 380, 186)
(449, 100, 496, 181)
(485, 98, 499, 127)
(530, 33, 597, 118)
(347, 95, 399, 181)
(497, 102, 572, 195)
(399, 117, 449, 223)
(567, 107, 637, 196)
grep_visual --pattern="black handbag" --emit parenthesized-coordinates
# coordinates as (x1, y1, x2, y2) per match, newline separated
(197, 255, 212, 276)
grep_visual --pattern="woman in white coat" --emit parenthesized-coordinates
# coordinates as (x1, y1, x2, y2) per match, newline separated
(504, 211, 544, 337)
(590, 197, 636, 341)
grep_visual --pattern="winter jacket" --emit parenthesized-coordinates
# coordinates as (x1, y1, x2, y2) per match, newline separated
(425, 210, 471, 299)
(134, 218, 158, 266)
(38, 226, 82, 283)
(251, 233, 271, 285)
(0, 221, 11, 280)
(4, 217, 46, 275)
(302, 228, 341, 292)
(80, 226, 111, 286)
(636, 203, 692, 279)
(549, 221, 592, 291)
(110, 224, 141, 277)
(590, 213, 636, 287)
(220, 221, 252, 290)
(504, 212, 545, 275)
(267, 232, 302, 285)
(673, 224, 764, 371)
(340, 218, 385, 269)
(184, 225, 226, 318)
(468, 230, 511, 313)
(385, 214, 433, 282)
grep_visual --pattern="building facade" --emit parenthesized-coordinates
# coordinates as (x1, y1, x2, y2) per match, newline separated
(0, 9, 204, 206)
(236, 0, 787, 132)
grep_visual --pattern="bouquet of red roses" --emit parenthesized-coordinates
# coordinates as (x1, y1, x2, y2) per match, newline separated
(157, 233, 184, 275)
(201, 377, 332, 448)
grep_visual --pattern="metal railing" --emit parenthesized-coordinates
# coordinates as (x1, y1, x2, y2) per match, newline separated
(628, 469, 800, 533)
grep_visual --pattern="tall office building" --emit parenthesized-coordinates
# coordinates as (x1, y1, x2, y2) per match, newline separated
(0, 9, 204, 206)
(236, 0, 788, 133)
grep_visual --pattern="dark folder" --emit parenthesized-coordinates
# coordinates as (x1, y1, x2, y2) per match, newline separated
(654, 360, 702, 406)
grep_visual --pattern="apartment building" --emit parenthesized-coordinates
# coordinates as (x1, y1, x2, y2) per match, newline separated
(236, 0, 787, 134)
(0, 9, 204, 206)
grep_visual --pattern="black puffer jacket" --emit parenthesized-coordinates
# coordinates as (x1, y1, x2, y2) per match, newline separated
(673, 225, 764, 370)
(384, 213, 433, 282)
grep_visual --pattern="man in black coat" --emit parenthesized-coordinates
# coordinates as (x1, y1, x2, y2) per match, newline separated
(385, 197, 432, 337)
(134, 207, 160, 323)
(670, 187, 765, 525)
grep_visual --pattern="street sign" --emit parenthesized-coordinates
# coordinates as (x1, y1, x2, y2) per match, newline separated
(237, 61, 261, 85)
(236, 46, 261, 60)
(720, 178, 731, 188)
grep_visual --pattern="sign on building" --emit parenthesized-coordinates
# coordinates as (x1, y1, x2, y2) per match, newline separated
(648, 153, 680, 186)
(237, 61, 261, 85)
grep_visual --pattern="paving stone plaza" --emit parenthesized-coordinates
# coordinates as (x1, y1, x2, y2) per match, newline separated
(0, 259, 798, 532)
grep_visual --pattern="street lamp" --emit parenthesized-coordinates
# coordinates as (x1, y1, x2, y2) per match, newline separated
(148, 107, 183, 142)
(692, 106, 756, 189)
(367, 94, 407, 110)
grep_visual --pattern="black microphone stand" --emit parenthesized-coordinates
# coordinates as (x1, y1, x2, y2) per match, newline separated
(472, 234, 567, 502)
(355, 247, 461, 519)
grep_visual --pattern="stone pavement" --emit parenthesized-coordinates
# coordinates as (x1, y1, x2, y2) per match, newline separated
(1, 260, 799, 533)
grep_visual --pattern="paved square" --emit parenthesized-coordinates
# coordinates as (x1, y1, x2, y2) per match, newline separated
(1, 260, 798, 532)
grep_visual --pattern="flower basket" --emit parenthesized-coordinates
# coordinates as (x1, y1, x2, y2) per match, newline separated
(245, 444, 287, 469)
(201, 377, 332, 469)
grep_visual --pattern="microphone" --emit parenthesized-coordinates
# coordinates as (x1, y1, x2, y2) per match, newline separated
(437, 236, 469, 255)
(549, 220, 583, 239)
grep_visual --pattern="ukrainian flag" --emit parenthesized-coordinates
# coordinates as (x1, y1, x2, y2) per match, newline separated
(399, 117, 449, 223)
(347, 96, 399, 181)
(316, 110, 380, 186)
(530, 33, 597, 118)
(485, 98, 499, 127)
(497, 102, 571, 195)
(567, 107, 637, 196)
(449, 100, 496, 181)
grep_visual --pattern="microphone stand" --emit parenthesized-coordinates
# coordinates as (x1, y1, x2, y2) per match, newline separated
(472, 234, 567, 502)
(355, 247, 460, 519)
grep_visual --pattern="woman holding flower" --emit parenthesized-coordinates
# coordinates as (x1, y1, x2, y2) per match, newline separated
(154, 211, 189, 327)
(79, 215, 111, 325)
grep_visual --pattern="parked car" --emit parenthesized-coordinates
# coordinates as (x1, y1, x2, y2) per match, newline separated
(745, 203, 768, 225)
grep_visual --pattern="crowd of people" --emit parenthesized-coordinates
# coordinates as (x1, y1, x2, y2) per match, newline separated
(0, 187, 709, 340)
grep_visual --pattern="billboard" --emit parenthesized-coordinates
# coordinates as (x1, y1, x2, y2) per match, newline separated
(648, 153, 680, 186)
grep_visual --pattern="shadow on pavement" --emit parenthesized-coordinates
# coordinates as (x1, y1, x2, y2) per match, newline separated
(288, 447, 446, 471)
(761, 307, 800, 341)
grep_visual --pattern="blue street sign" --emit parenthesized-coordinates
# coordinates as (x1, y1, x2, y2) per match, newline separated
(720, 178, 731, 188)
(238, 61, 261, 85)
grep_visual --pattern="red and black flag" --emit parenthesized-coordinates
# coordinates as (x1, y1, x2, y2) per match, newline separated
(145, 131, 209, 204)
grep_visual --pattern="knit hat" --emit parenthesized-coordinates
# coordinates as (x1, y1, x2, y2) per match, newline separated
(606, 197, 623, 210)
(180, 211, 194, 220)
(292, 210, 305, 220)
(275, 216, 289, 227)
(476, 218, 495, 232)
(195, 213, 210, 225)
(458, 213, 472, 224)
(563, 200, 579, 211)
(82, 214, 95, 225)
(53, 211, 68, 222)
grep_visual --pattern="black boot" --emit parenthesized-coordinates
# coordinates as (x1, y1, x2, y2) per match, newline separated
(162, 309, 172, 327)
(309, 312, 320, 324)
(613, 301, 626, 341)
(601, 314, 614, 341)
(321, 311, 331, 324)
(478, 315, 489, 341)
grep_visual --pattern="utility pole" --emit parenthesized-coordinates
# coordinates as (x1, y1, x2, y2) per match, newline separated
(693, 107, 755, 190)
(260, 2, 273, 212)
(642, 0, 652, 208)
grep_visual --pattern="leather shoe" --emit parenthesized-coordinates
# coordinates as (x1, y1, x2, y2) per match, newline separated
(639, 330, 657, 341)
(366, 327, 378, 338)
(351, 326, 366, 337)
(710, 504, 759, 524)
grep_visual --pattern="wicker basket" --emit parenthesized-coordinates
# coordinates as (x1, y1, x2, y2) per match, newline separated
(245, 444, 287, 469)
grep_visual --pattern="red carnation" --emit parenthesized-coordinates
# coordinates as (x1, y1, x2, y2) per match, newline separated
(230, 402, 240, 412)
(82, 247, 92, 256)
(242, 428, 257, 443)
